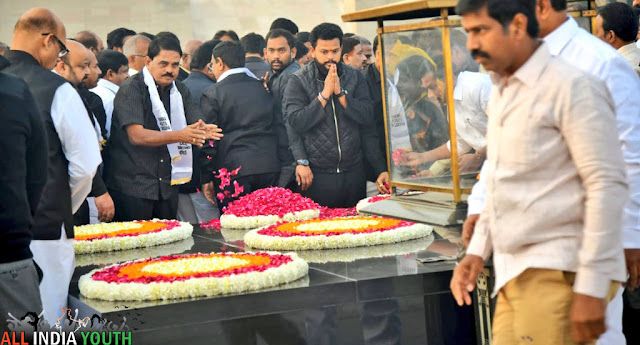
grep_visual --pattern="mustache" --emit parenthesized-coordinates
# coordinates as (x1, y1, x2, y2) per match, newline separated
(470, 49, 490, 59)
(162, 73, 174, 78)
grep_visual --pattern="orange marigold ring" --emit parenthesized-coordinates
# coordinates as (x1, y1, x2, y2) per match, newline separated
(73, 219, 193, 254)
(244, 216, 433, 251)
(78, 252, 308, 301)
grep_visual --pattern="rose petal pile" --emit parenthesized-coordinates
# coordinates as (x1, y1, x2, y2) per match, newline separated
(220, 187, 321, 229)
(73, 219, 193, 254)
(244, 216, 433, 251)
(318, 207, 358, 219)
(355, 194, 391, 213)
(79, 252, 309, 301)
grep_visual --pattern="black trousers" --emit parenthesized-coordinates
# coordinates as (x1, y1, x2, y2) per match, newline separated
(73, 199, 90, 226)
(302, 168, 366, 208)
(215, 172, 279, 213)
(110, 189, 179, 221)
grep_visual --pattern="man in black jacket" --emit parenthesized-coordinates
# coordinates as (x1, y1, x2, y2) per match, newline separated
(0, 54, 47, 330)
(284, 23, 389, 208)
(200, 41, 281, 211)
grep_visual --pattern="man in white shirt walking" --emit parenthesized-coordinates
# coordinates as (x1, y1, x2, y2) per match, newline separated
(4, 8, 101, 325)
(595, 2, 640, 74)
(92, 50, 129, 138)
(452, 0, 627, 344)
(463, 1, 640, 343)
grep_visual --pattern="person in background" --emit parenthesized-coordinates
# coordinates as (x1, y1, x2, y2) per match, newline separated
(139, 32, 155, 41)
(179, 39, 221, 223)
(295, 40, 311, 67)
(341, 36, 366, 71)
(104, 36, 222, 221)
(180, 39, 203, 78)
(213, 30, 239, 42)
(595, 2, 640, 73)
(122, 34, 150, 76)
(106, 27, 136, 53)
(241, 33, 269, 78)
(270, 17, 299, 35)
(200, 41, 281, 211)
(92, 50, 129, 139)
(75, 30, 104, 54)
(284, 23, 389, 208)
(4, 8, 102, 325)
(0, 53, 47, 332)
(157, 32, 190, 81)
(357, 35, 374, 67)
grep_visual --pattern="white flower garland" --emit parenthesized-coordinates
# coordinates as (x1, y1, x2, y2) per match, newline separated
(220, 209, 320, 230)
(244, 221, 433, 251)
(355, 194, 391, 213)
(78, 252, 309, 301)
(75, 237, 195, 267)
(73, 219, 193, 254)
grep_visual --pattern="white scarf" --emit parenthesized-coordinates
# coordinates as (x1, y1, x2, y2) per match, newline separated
(142, 67, 192, 185)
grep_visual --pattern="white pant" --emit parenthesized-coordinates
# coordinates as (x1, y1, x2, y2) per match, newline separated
(29, 227, 75, 326)
(597, 286, 626, 345)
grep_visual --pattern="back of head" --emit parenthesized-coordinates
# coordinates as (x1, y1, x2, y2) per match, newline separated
(139, 32, 156, 41)
(12, 8, 65, 70)
(148, 36, 182, 60)
(455, 0, 539, 38)
(14, 8, 60, 35)
(122, 34, 151, 57)
(297, 32, 310, 43)
(212, 41, 245, 68)
(266, 29, 296, 49)
(0, 41, 9, 55)
(240, 33, 266, 56)
(356, 35, 371, 47)
(97, 50, 128, 78)
(75, 30, 98, 51)
(549, 0, 567, 11)
(342, 37, 360, 58)
(191, 39, 221, 71)
(213, 30, 240, 41)
(600, 2, 639, 43)
(295, 39, 309, 59)
(107, 27, 136, 49)
(156, 31, 180, 45)
(270, 18, 299, 35)
(310, 23, 343, 48)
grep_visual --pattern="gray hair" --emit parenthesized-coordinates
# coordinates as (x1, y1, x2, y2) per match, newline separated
(352, 35, 371, 46)
(122, 34, 151, 58)
(0, 41, 9, 54)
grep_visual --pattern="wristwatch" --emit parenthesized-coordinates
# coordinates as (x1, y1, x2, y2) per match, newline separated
(337, 88, 348, 97)
(296, 159, 310, 166)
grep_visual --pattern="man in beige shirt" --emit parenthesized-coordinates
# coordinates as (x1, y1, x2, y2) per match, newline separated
(452, 0, 628, 344)
(595, 2, 640, 73)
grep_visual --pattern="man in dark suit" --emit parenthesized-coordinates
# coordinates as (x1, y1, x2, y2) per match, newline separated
(200, 41, 281, 211)
(241, 33, 270, 79)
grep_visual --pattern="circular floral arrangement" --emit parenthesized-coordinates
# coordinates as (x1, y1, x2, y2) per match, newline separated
(79, 252, 309, 301)
(355, 195, 391, 213)
(244, 216, 433, 251)
(75, 237, 195, 267)
(73, 219, 193, 254)
(220, 187, 320, 229)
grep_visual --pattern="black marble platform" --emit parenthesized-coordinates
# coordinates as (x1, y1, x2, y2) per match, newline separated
(69, 225, 476, 345)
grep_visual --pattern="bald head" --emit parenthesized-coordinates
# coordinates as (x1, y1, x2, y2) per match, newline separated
(56, 40, 90, 88)
(76, 30, 103, 54)
(181, 39, 203, 71)
(12, 8, 66, 70)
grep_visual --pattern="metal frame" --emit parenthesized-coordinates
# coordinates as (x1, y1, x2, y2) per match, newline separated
(566, 0, 598, 34)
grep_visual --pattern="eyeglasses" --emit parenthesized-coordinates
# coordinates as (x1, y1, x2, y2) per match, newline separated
(131, 54, 147, 59)
(207, 62, 213, 73)
(42, 33, 68, 57)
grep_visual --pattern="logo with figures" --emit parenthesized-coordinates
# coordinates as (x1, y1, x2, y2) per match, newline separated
(2, 307, 131, 345)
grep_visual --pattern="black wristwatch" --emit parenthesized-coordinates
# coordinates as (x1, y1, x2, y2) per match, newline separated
(337, 88, 348, 97)
(296, 159, 310, 166)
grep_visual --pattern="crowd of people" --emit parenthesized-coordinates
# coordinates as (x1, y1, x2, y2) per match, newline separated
(1, 0, 640, 344)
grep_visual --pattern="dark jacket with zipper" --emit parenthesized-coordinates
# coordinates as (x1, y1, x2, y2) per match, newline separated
(284, 62, 385, 175)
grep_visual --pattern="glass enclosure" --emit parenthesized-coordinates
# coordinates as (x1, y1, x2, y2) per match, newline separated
(381, 24, 490, 193)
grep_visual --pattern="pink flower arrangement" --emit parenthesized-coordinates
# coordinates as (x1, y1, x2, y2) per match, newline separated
(78, 220, 180, 242)
(200, 219, 222, 230)
(367, 195, 391, 204)
(392, 149, 410, 165)
(222, 187, 320, 217)
(90, 252, 293, 284)
(318, 207, 358, 219)
(257, 218, 415, 238)
(215, 166, 243, 201)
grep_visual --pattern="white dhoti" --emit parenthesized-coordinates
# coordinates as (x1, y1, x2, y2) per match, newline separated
(597, 286, 626, 345)
(29, 227, 75, 326)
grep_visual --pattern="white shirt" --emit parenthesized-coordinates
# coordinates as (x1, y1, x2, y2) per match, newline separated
(128, 68, 139, 76)
(216, 67, 258, 83)
(468, 17, 640, 249)
(618, 42, 640, 73)
(447, 71, 491, 154)
(51, 83, 102, 213)
(91, 78, 119, 138)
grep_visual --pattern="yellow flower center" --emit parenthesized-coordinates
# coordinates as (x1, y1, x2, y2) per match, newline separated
(141, 257, 250, 275)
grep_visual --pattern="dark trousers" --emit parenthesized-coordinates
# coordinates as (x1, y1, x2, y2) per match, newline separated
(215, 172, 279, 213)
(110, 189, 179, 221)
(73, 199, 90, 226)
(302, 168, 366, 208)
